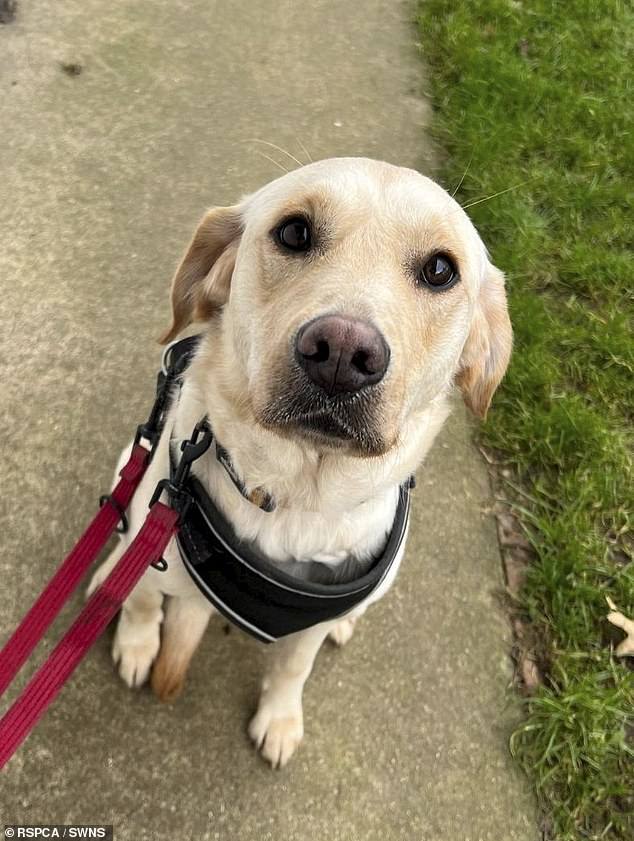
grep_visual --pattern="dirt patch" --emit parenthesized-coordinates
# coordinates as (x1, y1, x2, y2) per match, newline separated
(480, 445, 545, 693)
(60, 62, 83, 77)
(0, 0, 17, 25)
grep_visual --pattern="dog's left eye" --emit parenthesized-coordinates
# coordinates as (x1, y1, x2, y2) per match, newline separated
(417, 253, 458, 290)
(276, 217, 312, 252)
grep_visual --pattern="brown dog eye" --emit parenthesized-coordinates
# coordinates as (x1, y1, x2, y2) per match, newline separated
(419, 253, 458, 290)
(277, 217, 312, 252)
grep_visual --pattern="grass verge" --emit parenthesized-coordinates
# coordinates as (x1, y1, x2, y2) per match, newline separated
(416, 1, 633, 838)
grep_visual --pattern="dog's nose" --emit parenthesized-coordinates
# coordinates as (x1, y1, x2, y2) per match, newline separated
(295, 315, 390, 395)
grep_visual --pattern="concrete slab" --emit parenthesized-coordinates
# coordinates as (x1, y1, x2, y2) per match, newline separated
(0, 1, 537, 838)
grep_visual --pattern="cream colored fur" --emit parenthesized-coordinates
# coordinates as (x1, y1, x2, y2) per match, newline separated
(88, 158, 512, 768)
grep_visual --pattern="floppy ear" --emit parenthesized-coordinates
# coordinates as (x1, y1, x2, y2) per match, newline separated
(455, 263, 513, 419)
(159, 205, 243, 344)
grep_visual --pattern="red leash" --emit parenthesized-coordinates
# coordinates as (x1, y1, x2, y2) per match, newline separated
(0, 501, 179, 768)
(0, 444, 150, 697)
(0, 417, 211, 768)
(0, 338, 210, 768)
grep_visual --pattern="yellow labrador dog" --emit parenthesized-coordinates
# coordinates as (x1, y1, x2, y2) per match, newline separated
(88, 157, 512, 767)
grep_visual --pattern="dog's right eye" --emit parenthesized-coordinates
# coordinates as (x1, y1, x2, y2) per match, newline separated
(276, 217, 312, 252)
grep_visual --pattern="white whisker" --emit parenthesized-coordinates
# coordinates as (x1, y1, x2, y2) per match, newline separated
(450, 154, 473, 198)
(461, 177, 537, 210)
(295, 136, 313, 164)
(253, 150, 290, 174)
(247, 138, 304, 168)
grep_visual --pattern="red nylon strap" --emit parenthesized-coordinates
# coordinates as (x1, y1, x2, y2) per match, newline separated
(0, 501, 179, 769)
(0, 444, 149, 698)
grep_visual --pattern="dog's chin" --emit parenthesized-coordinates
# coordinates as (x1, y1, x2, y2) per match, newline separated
(261, 415, 389, 457)
(291, 416, 388, 456)
(258, 383, 390, 458)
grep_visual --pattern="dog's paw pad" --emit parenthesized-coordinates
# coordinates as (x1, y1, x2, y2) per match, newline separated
(112, 622, 161, 689)
(248, 709, 303, 768)
(328, 616, 357, 647)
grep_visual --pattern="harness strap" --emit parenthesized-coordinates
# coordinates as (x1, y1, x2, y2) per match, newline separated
(0, 501, 179, 769)
(0, 443, 150, 698)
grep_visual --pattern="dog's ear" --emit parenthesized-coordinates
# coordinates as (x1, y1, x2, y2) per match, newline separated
(455, 262, 512, 419)
(159, 205, 243, 344)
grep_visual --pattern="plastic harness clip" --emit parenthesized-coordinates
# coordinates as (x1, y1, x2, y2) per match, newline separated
(98, 494, 129, 533)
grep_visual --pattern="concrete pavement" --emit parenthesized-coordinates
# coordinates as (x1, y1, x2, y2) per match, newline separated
(0, 1, 536, 838)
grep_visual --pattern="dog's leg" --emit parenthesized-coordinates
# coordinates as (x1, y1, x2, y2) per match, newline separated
(86, 541, 124, 598)
(249, 621, 335, 768)
(151, 594, 214, 702)
(328, 602, 370, 647)
(111, 577, 164, 689)
(87, 535, 164, 688)
(328, 614, 358, 647)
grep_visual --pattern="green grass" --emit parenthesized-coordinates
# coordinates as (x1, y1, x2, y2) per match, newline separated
(416, 1, 633, 838)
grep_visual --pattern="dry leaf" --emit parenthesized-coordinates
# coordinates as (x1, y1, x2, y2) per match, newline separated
(606, 597, 634, 657)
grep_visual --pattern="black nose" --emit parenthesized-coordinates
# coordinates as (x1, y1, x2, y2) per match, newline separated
(295, 315, 390, 395)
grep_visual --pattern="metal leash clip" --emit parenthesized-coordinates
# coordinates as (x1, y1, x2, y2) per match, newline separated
(149, 418, 214, 524)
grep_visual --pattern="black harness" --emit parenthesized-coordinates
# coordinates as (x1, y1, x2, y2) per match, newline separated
(159, 337, 412, 643)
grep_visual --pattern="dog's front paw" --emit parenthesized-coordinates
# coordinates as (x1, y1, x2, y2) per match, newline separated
(112, 610, 161, 688)
(248, 706, 304, 768)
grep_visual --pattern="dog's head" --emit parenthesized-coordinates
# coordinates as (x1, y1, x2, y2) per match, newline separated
(161, 158, 512, 456)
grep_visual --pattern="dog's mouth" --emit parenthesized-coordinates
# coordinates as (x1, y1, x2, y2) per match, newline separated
(259, 371, 388, 457)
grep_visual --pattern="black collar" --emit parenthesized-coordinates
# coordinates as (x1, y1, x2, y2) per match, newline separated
(161, 336, 413, 643)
